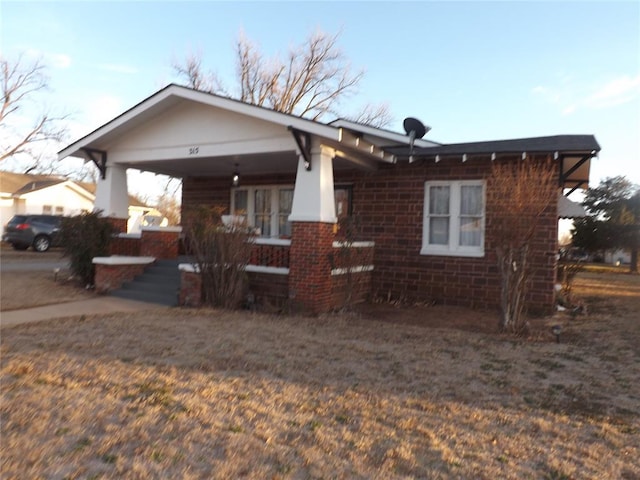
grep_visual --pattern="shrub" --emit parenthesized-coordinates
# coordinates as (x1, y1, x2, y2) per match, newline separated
(182, 205, 253, 309)
(59, 211, 115, 286)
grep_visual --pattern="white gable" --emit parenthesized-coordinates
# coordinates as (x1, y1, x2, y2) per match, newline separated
(108, 99, 297, 165)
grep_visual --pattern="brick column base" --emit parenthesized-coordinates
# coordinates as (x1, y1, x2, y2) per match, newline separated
(179, 271, 202, 307)
(289, 222, 335, 314)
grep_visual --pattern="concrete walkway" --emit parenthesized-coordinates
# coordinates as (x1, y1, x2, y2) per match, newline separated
(0, 297, 161, 329)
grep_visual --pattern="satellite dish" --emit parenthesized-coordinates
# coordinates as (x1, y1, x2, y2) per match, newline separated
(403, 117, 429, 162)
(403, 117, 427, 139)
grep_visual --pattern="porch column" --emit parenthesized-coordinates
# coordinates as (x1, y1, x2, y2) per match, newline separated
(95, 164, 129, 233)
(288, 143, 337, 313)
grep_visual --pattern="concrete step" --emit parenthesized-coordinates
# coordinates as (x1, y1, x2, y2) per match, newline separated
(120, 280, 179, 296)
(144, 265, 181, 276)
(109, 259, 182, 306)
(111, 288, 178, 307)
(133, 272, 181, 285)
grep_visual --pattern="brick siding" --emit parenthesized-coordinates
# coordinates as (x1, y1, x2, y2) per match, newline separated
(140, 230, 180, 259)
(181, 156, 559, 315)
(247, 272, 289, 310)
(94, 263, 147, 293)
(109, 236, 141, 256)
(179, 271, 202, 307)
(105, 217, 128, 234)
(289, 222, 335, 314)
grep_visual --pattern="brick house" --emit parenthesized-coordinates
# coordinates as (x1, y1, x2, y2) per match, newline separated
(58, 84, 599, 313)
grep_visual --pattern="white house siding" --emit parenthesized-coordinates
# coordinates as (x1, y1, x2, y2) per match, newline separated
(0, 183, 93, 235)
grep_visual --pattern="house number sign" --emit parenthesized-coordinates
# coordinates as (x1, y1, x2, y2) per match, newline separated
(188, 146, 200, 155)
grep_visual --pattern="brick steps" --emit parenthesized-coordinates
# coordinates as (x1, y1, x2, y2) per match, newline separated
(110, 259, 182, 306)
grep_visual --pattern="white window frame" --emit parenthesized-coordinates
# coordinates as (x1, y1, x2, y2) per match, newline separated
(231, 185, 294, 238)
(421, 180, 485, 257)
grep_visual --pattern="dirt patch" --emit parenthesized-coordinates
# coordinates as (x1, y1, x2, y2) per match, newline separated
(1, 242, 94, 311)
(1, 272, 639, 479)
(1, 270, 95, 311)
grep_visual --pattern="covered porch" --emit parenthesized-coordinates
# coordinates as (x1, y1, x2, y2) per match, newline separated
(57, 85, 421, 312)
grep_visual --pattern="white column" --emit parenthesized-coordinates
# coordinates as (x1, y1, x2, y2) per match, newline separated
(94, 164, 129, 218)
(289, 142, 337, 223)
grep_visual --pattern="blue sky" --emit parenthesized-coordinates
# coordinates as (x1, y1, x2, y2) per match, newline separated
(2, 1, 639, 198)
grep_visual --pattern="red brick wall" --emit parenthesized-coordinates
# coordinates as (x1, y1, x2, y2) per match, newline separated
(105, 217, 128, 234)
(109, 236, 141, 256)
(94, 263, 147, 293)
(247, 272, 289, 310)
(140, 230, 180, 259)
(181, 157, 560, 315)
(289, 222, 335, 314)
(250, 243, 290, 268)
(179, 271, 202, 307)
(179, 270, 289, 310)
(330, 244, 374, 270)
(335, 154, 559, 314)
(331, 270, 372, 308)
(182, 173, 297, 212)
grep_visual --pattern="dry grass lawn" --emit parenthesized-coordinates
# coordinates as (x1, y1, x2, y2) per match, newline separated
(0, 245, 94, 311)
(1, 271, 639, 479)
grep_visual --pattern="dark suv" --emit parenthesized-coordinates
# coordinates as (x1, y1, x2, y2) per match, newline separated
(2, 214, 63, 252)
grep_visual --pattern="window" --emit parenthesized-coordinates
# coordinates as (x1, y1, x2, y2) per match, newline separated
(231, 186, 293, 238)
(42, 205, 52, 214)
(278, 189, 294, 237)
(422, 180, 485, 257)
(254, 188, 272, 236)
(55, 206, 64, 215)
(231, 185, 351, 238)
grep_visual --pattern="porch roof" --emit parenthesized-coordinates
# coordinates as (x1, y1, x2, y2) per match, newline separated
(57, 84, 427, 177)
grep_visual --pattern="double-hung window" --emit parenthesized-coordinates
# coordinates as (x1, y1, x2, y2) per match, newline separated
(231, 186, 294, 238)
(231, 185, 352, 238)
(421, 180, 485, 257)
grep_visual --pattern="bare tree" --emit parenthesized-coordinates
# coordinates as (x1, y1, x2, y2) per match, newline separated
(1, 54, 67, 165)
(344, 102, 394, 129)
(170, 50, 223, 94)
(173, 30, 391, 126)
(155, 177, 182, 226)
(487, 156, 558, 334)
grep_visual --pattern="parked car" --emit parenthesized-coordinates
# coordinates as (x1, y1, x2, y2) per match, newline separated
(2, 214, 63, 252)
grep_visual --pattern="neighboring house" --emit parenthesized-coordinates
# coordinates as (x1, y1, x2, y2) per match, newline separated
(0, 172, 94, 234)
(75, 181, 168, 233)
(0, 171, 165, 235)
(58, 84, 599, 314)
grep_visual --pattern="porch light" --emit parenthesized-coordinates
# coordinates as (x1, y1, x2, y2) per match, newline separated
(232, 164, 240, 187)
